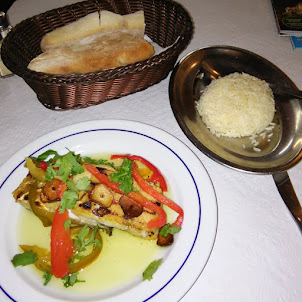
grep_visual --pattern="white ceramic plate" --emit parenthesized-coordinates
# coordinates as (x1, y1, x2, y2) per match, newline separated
(0, 120, 217, 302)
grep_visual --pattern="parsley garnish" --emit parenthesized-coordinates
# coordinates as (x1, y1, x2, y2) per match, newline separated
(83, 157, 114, 167)
(59, 177, 91, 213)
(73, 225, 102, 255)
(11, 250, 38, 267)
(59, 190, 79, 214)
(36, 150, 59, 162)
(64, 152, 85, 176)
(142, 259, 163, 281)
(57, 156, 73, 182)
(67, 177, 90, 192)
(42, 269, 53, 286)
(109, 158, 133, 194)
(64, 219, 72, 231)
(75, 176, 90, 190)
(61, 272, 85, 288)
(34, 150, 91, 213)
(159, 223, 181, 238)
(45, 166, 57, 181)
(42, 150, 84, 182)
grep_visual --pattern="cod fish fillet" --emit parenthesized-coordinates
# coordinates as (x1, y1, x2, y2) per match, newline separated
(13, 165, 160, 240)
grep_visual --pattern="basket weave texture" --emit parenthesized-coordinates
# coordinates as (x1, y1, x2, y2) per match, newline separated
(1, 0, 193, 110)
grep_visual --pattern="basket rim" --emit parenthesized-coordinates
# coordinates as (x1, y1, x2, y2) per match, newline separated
(2, 0, 193, 85)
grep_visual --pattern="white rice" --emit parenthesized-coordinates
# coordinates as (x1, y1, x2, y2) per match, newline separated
(196, 72, 275, 138)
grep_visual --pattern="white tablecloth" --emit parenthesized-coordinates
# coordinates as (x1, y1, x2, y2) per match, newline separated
(1, 0, 302, 301)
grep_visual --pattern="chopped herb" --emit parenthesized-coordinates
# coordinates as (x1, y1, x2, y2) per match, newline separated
(42, 269, 53, 286)
(67, 177, 90, 193)
(66, 178, 77, 192)
(73, 225, 102, 255)
(57, 156, 73, 183)
(93, 237, 102, 250)
(11, 250, 38, 267)
(143, 259, 163, 281)
(159, 223, 181, 238)
(75, 177, 90, 191)
(88, 226, 102, 250)
(64, 219, 72, 231)
(109, 158, 133, 194)
(40, 150, 84, 182)
(64, 152, 84, 175)
(45, 166, 57, 181)
(73, 225, 90, 252)
(59, 190, 78, 213)
(83, 157, 114, 167)
(36, 150, 59, 162)
(61, 272, 85, 288)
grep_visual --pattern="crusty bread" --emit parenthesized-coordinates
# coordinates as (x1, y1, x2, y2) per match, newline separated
(41, 10, 146, 51)
(28, 31, 154, 74)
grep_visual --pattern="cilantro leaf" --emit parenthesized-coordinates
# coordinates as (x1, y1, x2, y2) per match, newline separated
(109, 158, 133, 194)
(142, 259, 163, 281)
(83, 157, 114, 167)
(42, 270, 53, 286)
(73, 225, 90, 252)
(73, 225, 102, 255)
(75, 177, 90, 191)
(36, 150, 59, 162)
(61, 272, 85, 288)
(86, 225, 102, 248)
(159, 223, 181, 238)
(67, 177, 90, 193)
(45, 166, 57, 181)
(93, 238, 102, 250)
(43, 150, 84, 183)
(66, 178, 77, 192)
(64, 219, 72, 231)
(64, 152, 84, 175)
(11, 250, 38, 267)
(59, 190, 78, 213)
(57, 156, 73, 183)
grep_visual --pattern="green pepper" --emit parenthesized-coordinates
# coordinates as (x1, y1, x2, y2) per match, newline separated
(20, 226, 102, 275)
(25, 157, 46, 182)
(68, 226, 102, 274)
(28, 180, 54, 227)
(20, 244, 52, 273)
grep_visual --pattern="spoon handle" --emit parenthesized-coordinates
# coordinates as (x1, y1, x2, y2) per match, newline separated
(273, 171, 302, 233)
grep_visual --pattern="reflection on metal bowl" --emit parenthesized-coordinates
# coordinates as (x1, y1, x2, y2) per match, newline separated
(169, 45, 302, 174)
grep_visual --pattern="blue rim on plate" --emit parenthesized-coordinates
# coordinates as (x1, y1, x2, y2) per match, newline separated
(0, 120, 217, 302)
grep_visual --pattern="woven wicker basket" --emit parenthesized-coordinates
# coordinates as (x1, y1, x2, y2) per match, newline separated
(1, 0, 193, 110)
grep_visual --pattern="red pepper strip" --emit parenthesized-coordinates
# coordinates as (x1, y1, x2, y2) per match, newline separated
(110, 154, 168, 192)
(86, 163, 167, 228)
(128, 191, 167, 229)
(50, 208, 74, 278)
(132, 166, 184, 227)
(57, 181, 67, 200)
(85, 163, 124, 194)
(39, 161, 48, 171)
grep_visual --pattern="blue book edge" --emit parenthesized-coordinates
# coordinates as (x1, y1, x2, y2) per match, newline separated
(290, 36, 302, 50)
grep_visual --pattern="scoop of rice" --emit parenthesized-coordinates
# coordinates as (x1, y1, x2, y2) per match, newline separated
(196, 72, 275, 138)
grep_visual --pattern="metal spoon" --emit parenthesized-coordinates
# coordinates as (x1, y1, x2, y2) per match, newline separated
(273, 171, 302, 232)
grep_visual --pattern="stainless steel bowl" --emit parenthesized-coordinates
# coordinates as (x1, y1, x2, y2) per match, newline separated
(169, 45, 302, 173)
(169, 45, 302, 232)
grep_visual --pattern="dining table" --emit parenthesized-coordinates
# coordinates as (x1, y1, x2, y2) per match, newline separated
(1, 0, 302, 301)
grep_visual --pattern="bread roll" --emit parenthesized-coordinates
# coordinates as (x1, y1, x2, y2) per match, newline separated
(28, 31, 154, 74)
(41, 10, 145, 51)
